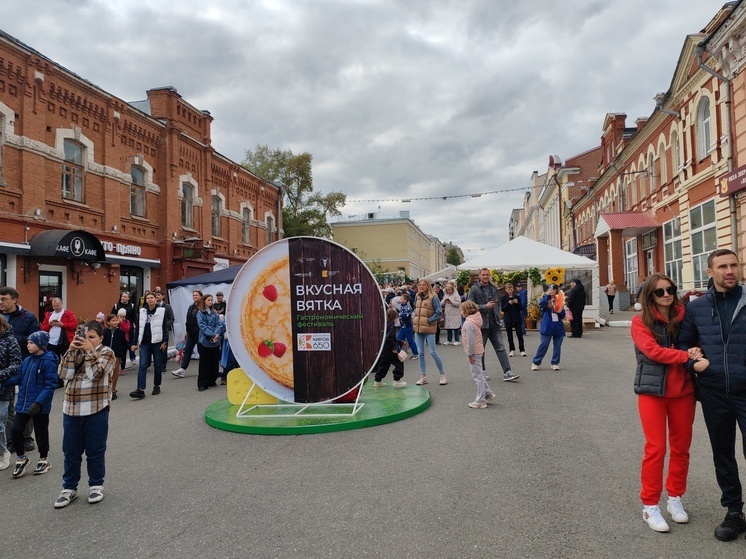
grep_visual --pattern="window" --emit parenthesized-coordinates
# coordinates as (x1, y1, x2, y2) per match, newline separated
(0, 114, 4, 183)
(211, 196, 221, 237)
(242, 208, 252, 245)
(625, 239, 638, 294)
(663, 218, 683, 289)
(659, 142, 666, 185)
(266, 215, 274, 245)
(181, 183, 194, 228)
(62, 140, 84, 201)
(697, 98, 712, 161)
(672, 131, 681, 171)
(130, 166, 146, 217)
(648, 153, 656, 193)
(690, 200, 717, 288)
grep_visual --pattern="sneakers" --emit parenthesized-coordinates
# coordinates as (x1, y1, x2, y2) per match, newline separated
(503, 371, 520, 382)
(531, 363, 539, 371)
(88, 485, 104, 504)
(416, 375, 428, 385)
(0, 451, 10, 471)
(171, 368, 186, 378)
(392, 380, 407, 387)
(439, 374, 448, 385)
(410, 354, 420, 360)
(484, 374, 490, 380)
(129, 388, 146, 399)
(468, 401, 487, 409)
(54, 489, 78, 509)
(452, 341, 460, 346)
(11, 456, 30, 479)
(643, 505, 670, 533)
(508, 351, 515, 357)
(485, 392, 496, 403)
(551, 364, 561, 371)
(666, 496, 688, 524)
(152, 385, 161, 395)
(33, 459, 51, 475)
(714, 511, 746, 541)
(373, 380, 387, 387)
(520, 351, 527, 356)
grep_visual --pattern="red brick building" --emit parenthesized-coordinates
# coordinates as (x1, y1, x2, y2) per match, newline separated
(0, 30, 282, 322)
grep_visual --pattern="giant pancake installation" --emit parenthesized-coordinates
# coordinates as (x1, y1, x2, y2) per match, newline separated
(204, 237, 430, 434)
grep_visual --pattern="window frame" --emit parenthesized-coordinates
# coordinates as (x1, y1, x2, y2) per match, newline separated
(689, 199, 717, 289)
(211, 195, 221, 237)
(130, 166, 146, 217)
(696, 98, 712, 162)
(62, 140, 84, 202)
(242, 208, 252, 245)
(181, 183, 194, 228)
(625, 239, 639, 294)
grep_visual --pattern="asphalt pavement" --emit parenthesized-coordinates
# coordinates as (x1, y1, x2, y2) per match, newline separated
(4, 319, 746, 558)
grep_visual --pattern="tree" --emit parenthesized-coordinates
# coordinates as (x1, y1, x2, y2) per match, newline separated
(242, 144, 346, 238)
(445, 247, 463, 266)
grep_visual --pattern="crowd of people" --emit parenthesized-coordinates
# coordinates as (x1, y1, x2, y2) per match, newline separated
(0, 284, 231, 508)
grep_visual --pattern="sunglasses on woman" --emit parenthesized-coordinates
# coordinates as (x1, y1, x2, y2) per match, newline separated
(652, 286, 677, 297)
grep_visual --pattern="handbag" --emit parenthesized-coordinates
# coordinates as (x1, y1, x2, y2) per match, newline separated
(565, 307, 573, 321)
(397, 349, 408, 362)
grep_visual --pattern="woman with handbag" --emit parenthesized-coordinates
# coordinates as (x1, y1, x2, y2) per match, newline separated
(413, 279, 446, 386)
(372, 308, 406, 388)
(631, 273, 707, 532)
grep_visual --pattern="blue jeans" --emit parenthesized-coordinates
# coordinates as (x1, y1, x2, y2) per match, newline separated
(446, 328, 461, 343)
(397, 325, 418, 356)
(0, 401, 8, 454)
(532, 334, 564, 366)
(413, 332, 444, 375)
(137, 342, 166, 390)
(62, 408, 109, 490)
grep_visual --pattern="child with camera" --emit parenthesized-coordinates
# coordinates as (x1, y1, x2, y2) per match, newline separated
(55, 321, 115, 508)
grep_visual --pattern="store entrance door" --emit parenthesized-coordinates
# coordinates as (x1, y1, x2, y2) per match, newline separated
(39, 271, 63, 323)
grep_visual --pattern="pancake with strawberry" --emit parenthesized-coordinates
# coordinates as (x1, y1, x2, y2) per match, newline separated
(240, 257, 294, 389)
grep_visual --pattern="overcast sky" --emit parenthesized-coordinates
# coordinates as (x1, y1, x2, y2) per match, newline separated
(2, 0, 729, 259)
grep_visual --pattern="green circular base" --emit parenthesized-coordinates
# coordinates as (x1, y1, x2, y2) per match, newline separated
(204, 382, 431, 435)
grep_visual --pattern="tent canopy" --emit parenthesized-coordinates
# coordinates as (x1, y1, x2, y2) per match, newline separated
(459, 236, 598, 271)
(165, 265, 242, 289)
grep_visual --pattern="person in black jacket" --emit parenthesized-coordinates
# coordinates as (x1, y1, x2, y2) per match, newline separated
(679, 248, 746, 542)
(172, 290, 202, 379)
(372, 308, 406, 388)
(565, 278, 587, 338)
(500, 282, 526, 357)
(112, 291, 138, 365)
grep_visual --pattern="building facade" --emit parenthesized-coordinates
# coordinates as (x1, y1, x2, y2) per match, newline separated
(331, 212, 445, 280)
(0, 30, 281, 322)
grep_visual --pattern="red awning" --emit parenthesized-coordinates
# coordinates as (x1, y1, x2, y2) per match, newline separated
(595, 212, 659, 237)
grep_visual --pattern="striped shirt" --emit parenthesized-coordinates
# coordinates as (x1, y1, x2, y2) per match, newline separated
(58, 343, 115, 416)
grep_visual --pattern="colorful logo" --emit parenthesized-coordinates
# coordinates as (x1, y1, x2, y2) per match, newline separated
(297, 333, 332, 351)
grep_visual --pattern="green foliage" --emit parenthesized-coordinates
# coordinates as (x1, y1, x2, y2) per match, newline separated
(527, 267, 543, 286)
(445, 247, 463, 266)
(456, 269, 472, 288)
(242, 144, 346, 238)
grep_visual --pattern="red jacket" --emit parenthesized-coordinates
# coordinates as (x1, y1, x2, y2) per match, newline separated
(630, 306, 693, 398)
(41, 309, 77, 344)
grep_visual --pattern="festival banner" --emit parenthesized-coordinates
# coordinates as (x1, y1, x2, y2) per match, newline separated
(226, 237, 386, 403)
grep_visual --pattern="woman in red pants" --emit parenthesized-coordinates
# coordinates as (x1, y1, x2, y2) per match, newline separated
(631, 273, 708, 532)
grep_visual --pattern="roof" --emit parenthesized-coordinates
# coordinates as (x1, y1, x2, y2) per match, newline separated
(458, 236, 598, 271)
(595, 212, 659, 238)
(166, 265, 242, 288)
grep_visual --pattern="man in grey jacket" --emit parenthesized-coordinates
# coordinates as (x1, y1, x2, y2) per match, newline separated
(467, 269, 518, 382)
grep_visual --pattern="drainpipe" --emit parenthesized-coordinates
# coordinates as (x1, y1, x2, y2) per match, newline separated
(696, 43, 737, 253)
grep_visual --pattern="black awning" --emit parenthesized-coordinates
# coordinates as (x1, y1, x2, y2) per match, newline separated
(573, 243, 596, 257)
(29, 230, 106, 261)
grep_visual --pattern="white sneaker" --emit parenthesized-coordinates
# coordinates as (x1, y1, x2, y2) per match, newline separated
(439, 374, 448, 385)
(667, 496, 689, 523)
(171, 368, 186, 378)
(520, 351, 527, 356)
(373, 381, 387, 387)
(0, 451, 10, 471)
(551, 365, 560, 371)
(452, 341, 460, 346)
(643, 505, 670, 532)
(468, 401, 487, 409)
(416, 375, 428, 385)
(485, 392, 496, 403)
(88, 485, 104, 504)
(508, 351, 515, 357)
(531, 363, 539, 371)
(392, 380, 407, 388)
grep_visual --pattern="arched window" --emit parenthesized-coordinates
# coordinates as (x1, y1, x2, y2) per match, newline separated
(62, 140, 84, 201)
(672, 130, 681, 172)
(211, 196, 221, 237)
(648, 153, 656, 193)
(696, 98, 712, 161)
(130, 166, 146, 217)
(181, 183, 194, 228)
(266, 215, 274, 245)
(659, 142, 667, 184)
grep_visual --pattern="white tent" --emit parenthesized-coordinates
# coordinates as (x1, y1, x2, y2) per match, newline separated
(459, 236, 600, 323)
(421, 264, 457, 283)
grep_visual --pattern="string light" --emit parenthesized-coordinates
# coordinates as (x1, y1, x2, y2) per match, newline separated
(348, 187, 527, 203)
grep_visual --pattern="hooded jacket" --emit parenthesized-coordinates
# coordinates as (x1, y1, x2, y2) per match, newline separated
(4, 349, 59, 414)
(0, 326, 22, 401)
(538, 293, 566, 337)
(461, 312, 484, 356)
(679, 284, 746, 393)
(5, 305, 41, 358)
